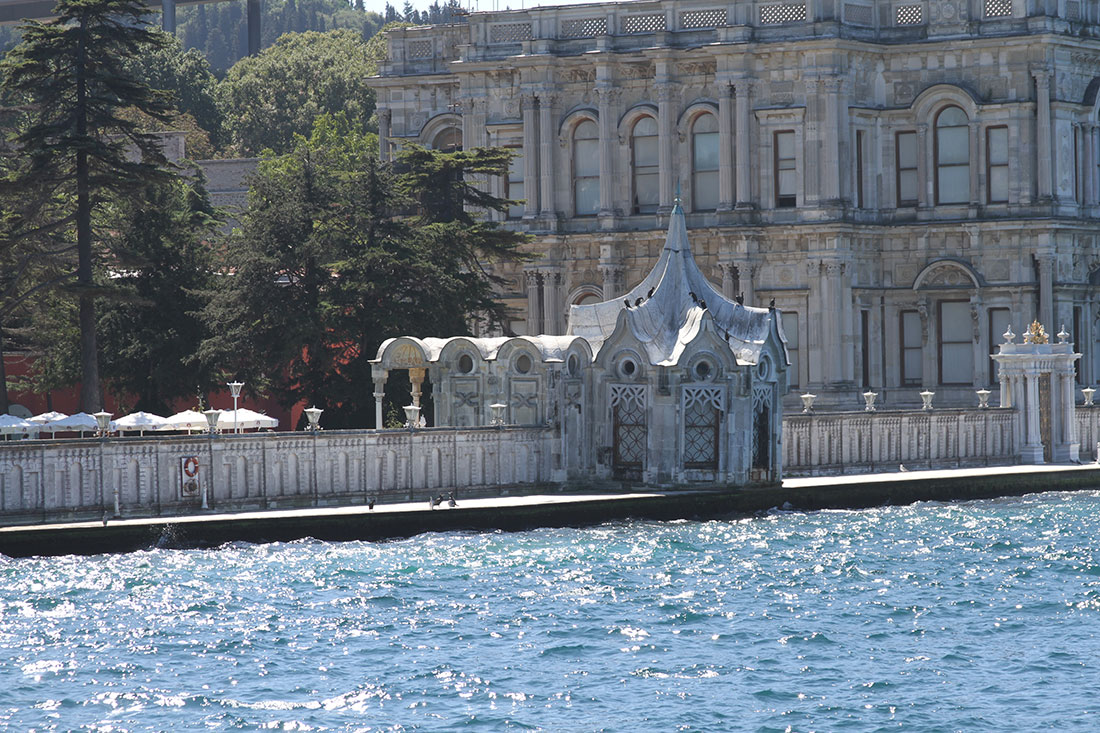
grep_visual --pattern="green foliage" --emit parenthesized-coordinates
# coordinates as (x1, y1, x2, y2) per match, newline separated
(177, 0, 383, 74)
(200, 114, 529, 428)
(96, 174, 221, 414)
(121, 32, 225, 151)
(218, 29, 377, 156)
(0, 0, 184, 411)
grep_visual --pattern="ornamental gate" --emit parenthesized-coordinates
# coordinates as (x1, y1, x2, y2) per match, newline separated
(611, 385, 647, 481)
(683, 387, 722, 470)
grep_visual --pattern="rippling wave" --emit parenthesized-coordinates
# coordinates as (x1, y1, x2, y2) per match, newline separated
(3, 490, 1100, 730)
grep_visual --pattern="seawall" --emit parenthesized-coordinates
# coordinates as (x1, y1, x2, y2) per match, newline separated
(1, 464, 1097, 558)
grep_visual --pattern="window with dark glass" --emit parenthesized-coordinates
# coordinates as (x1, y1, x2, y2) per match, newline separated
(506, 146, 524, 219)
(774, 130, 796, 208)
(573, 120, 599, 216)
(896, 131, 918, 206)
(782, 311, 799, 388)
(856, 130, 865, 209)
(632, 117, 659, 214)
(988, 307, 1011, 384)
(900, 309, 922, 385)
(692, 114, 719, 211)
(939, 300, 973, 384)
(935, 106, 970, 204)
(986, 126, 1008, 204)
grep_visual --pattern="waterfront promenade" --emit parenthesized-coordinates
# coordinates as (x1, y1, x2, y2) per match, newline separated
(2, 463, 1098, 557)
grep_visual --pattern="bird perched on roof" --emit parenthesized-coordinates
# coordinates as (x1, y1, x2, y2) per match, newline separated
(448, 492, 457, 508)
(647, 287, 655, 299)
(723, 329, 730, 342)
(624, 299, 631, 309)
(699, 299, 707, 310)
(367, 496, 376, 510)
(690, 291, 698, 303)
(635, 297, 644, 306)
(769, 298, 776, 309)
(735, 292, 744, 306)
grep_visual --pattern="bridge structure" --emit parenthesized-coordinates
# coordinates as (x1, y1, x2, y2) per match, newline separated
(0, 0, 260, 55)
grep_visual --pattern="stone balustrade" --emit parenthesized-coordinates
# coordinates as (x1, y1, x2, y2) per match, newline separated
(0, 427, 554, 525)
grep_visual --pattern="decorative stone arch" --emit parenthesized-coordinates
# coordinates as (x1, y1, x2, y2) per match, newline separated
(616, 103, 659, 142)
(495, 338, 545, 425)
(910, 83, 981, 122)
(436, 337, 487, 427)
(912, 258, 982, 290)
(675, 100, 719, 139)
(557, 107, 599, 141)
(418, 113, 463, 149)
(437, 337, 487, 375)
(372, 337, 432, 428)
(569, 284, 603, 306)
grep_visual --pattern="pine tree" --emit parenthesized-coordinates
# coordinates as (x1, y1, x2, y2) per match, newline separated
(0, 0, 176, 413)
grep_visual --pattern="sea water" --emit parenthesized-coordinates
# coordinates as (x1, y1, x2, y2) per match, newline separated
(2, 490, 1100, 731)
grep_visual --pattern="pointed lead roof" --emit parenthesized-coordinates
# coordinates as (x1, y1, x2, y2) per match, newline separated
(566, 202, 774, 366)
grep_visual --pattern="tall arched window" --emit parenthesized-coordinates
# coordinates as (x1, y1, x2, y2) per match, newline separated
(573, 120, 599, 216)
(631, 116, 659, 214)
(691, 114, 719, 211)
(431, 127, 462, 152)
(935, 106, 969, 204)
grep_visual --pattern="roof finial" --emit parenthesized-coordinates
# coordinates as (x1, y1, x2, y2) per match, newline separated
(674, 179, 681, 206)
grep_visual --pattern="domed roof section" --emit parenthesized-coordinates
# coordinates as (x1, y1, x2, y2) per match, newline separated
(566, 202, 774, 366)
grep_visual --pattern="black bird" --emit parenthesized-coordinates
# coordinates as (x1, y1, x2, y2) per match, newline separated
(635, 297, 644, 307)
(448, 492, 457, 508)
(689, 291, 698, 303)
(647, 287, 655, 299)
(699, 299, 707, 310)
(367, 496, 376, 510)
(735, 292, 744, 306)
(723, 329, 730, 342)
(624, 299, 631, 309)
(769, 298, 776, 309)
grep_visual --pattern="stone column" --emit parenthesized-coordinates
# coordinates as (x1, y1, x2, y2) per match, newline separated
(969, 120, 981, 206)
(917, 123, 930, 207)
(1034, 69, 1053, 201)
(734, 79, 754, 209)
(542, 270, 563, 334)
(409, 368, 426, 409)
(378, 108, 392, 162)
(1037, 253, 1054, 331)
(719, 261, 739, 300)
(1082, 123, 1097, 207)
(657, 84, 676, 213)
(525, 270, 542, 335)
(821, 260, 846, 386)
(822, 77, 843, 205)
(718, 83, 734, 212)
(522, 94, 539, 219)
(372, 369, 388, 429)
(1024, 369, 1042, 462)
(599, 264, 623, 301)
(597, 86, 619, 220)
(538, 93, 557, 221)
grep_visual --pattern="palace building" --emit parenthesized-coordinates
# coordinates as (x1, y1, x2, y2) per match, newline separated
(368, 0, 1100, 409)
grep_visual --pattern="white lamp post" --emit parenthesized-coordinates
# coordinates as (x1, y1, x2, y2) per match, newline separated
(227, 381, 244, 434)
(304, 406, 323, 432)
(93, 410, 113, 438)
(202, 409, 220, 510)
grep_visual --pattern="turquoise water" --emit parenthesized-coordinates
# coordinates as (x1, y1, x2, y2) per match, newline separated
(2, 492, 1100, 731)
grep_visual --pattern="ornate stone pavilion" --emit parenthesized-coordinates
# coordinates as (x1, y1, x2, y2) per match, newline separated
(368, 0, 1100, 409)
(372, 203, 790, 485)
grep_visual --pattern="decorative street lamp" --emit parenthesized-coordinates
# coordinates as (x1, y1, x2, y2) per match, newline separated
(93, 410, 113, 438)
(304, 406, 323, 432)
(202, 408, 220, 510)
(227, 381, 244, 434)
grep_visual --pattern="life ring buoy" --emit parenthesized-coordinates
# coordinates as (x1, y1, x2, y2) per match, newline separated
(182, 456, 199, 478)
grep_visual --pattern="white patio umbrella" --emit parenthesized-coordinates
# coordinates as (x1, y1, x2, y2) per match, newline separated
(217, 407, 278, 432)
(28, 411, 68, 434)
(161, 409, 214, 432)
(0, 414, 34, 436)
(113, 411, 168, 435)
(48, 412, 99, 434)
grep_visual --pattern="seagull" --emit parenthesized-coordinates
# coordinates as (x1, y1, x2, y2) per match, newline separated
(899, 464, 909, 472)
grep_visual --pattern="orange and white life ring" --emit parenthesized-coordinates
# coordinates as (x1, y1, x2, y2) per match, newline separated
(182, 456, 199, 478)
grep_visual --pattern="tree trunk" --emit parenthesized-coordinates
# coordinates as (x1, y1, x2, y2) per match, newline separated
(75, 17, 101, 413)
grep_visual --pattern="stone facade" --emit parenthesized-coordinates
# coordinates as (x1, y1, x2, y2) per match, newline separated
(368, 0, 1100, 409)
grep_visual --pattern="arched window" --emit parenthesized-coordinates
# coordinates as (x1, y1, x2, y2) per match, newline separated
(631, 116, 659, 214)
(691, 114, 719, 211)
(573, 120, 599, 216)
(935, 106, 969, 204)
(431, 127, 462, 152)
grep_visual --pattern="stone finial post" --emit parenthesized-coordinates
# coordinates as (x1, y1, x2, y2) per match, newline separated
(862, 391, 877, 412)
(1083, 387, 1096, 407)
(919, 391, 935, 411)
